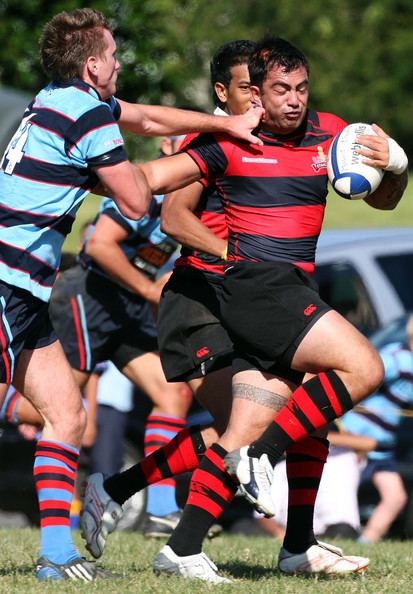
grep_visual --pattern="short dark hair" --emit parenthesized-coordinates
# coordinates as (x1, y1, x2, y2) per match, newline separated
(40, 8, 112, 81)
(249, 36, 309, 89)
(210, 40, 256, 107)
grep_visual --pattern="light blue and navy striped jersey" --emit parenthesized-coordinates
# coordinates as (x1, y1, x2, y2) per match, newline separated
(79, 195, 178, 283)
(341, 342, 413, 460)
(0, 79, 127, 302)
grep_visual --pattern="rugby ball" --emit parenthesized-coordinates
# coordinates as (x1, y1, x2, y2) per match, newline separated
(327, 123, 384, 200)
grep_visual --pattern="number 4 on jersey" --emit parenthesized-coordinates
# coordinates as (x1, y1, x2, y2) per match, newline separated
(1, 112, 35, 175)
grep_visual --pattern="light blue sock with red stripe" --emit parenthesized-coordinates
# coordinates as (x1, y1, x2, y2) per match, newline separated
(144, 414, 186, 516)
(34, 439, 80, 564)
(0, 386, 20, 424)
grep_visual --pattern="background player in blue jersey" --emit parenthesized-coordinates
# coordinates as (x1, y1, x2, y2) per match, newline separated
(0, 7, 263, 581)
(84, 35, 407, 581)
(49, 192, 193, 535)
(340, 314, 413, 543)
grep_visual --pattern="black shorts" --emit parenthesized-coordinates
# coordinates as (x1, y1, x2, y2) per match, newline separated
(0, 281, 57, 383)
(49, 265, 158, 373)
(221, 261, 331, 373)
(157, 268, 233, 382)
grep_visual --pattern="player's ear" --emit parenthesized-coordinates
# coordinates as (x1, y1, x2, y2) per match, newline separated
(214, 82, 228, 104)
(250, 85, 261, 102)
(85, 55, 99, 79)
(160, 137, 173, 156)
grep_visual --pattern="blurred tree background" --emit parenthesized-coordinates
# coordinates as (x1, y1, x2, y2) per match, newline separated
(0, 0, 412, 161)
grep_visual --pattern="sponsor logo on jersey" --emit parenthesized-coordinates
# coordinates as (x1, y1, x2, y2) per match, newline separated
(311, 146, 327, 172)
(242, 156, 278, 164)
(103, 138, 124, 147)
(304, 304, 317, 316)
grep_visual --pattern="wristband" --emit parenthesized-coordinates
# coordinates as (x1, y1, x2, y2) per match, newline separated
(385, 138, 408, 175)
(221, 245, 228, 261)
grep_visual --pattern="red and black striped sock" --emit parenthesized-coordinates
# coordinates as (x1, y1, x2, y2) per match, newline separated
(144, 413, 186, 491)
(283, 436, 329, 553)
(249, 371, 353, 465)
(167, 443, 238, 556)
(104, 425, 206, 505)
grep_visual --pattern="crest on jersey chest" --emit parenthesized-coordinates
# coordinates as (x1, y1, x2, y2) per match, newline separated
(311, 145, 327, 172)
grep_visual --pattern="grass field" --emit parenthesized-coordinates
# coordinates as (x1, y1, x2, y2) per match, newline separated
(0, 529, 412, 593)
(62, 174, 413, 253)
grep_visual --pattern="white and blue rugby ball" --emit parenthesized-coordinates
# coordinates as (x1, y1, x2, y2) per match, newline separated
(327, 123, 384, 200)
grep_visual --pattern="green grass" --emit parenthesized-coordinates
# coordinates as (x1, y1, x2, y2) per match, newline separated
(0, 528, 412, 593)
(62, 174, 413, 254)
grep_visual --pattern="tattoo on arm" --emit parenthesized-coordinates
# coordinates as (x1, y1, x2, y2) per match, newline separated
(365, 170, 408, 210)
(233, 382, 287, 411)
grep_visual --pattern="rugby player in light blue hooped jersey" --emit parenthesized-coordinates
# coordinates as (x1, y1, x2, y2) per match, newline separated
(341, 314, 413, 543)
(0, 7, 262, 582)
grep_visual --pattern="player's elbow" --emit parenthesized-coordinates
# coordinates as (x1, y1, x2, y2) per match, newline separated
(114, 190, 151, 221)
(160, 208, 179, 239)
(160, 212, 172, 235)
(117, 201, 147, 220)
(85, 235, 104, 260)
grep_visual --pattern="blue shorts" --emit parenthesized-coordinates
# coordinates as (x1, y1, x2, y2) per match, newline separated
(361, 457, 399, 483)
(49, 265, 158, 373)
(0, 281, 57, 383)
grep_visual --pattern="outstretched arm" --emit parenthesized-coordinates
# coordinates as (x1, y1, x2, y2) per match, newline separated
(138, 152, 202, 195)
(92, 153, 202, 215)
(357, 123, 408, 210)
(161, 183, 226, 258)
(117, 100, 264, 145)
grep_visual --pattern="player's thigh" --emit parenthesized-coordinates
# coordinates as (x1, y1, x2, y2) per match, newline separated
(189, 367, 233, 431)
(13, 340, 84, 422)
(121, 351, 191, 416)
(291, 310, 384, 392)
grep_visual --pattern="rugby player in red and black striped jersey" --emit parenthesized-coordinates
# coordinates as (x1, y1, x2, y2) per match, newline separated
(132, 36, 407, 579)
(79, 37, 403, 582)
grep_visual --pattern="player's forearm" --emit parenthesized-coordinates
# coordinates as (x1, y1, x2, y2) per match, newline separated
(120, 102, 227, 135)
(328, 431, 377, 452)
(161, 205, 226, 257)
(137, 154, 201, 195)
(86, 240, 156, 300)
(118, 100, 263, 144)
(364, 169, 408, 210)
